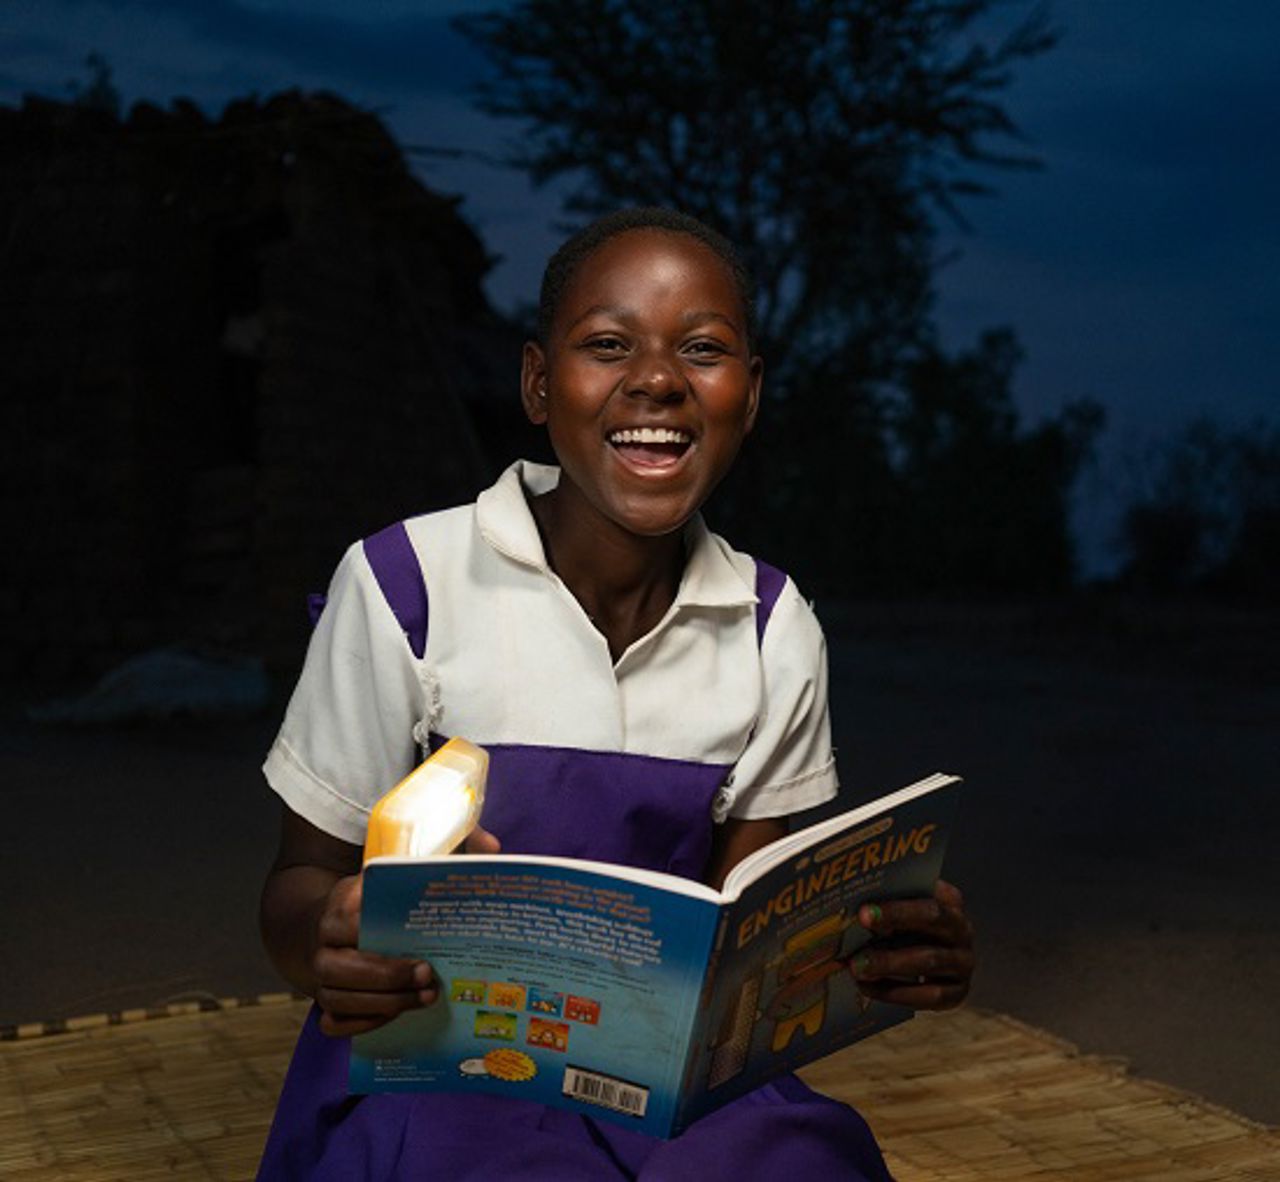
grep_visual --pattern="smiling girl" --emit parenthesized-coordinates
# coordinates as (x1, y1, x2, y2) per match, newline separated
(257, 208, 974, 1180)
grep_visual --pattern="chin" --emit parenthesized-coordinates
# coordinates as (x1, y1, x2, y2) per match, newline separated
(612, 500, 696, 538)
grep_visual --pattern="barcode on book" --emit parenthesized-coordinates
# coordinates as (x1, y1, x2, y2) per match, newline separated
(562, 1064, 649, 1117)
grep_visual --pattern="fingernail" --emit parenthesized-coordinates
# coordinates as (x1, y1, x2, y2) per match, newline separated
(418, 988, 438, 1006)
(852, 953, 871, 977)
(861, 905, 882, 927)
(413, 962, 433, 988)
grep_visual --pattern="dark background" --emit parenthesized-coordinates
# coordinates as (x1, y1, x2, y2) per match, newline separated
(2, 0, 1277, 1129)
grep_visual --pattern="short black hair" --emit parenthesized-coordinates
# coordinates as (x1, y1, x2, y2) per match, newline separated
(536, 207, 757, 351)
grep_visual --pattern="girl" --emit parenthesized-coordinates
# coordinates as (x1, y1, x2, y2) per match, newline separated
(257, 208, 974, 1179)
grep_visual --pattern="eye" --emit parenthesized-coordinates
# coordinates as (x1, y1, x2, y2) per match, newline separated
(582, 334, 627, 356)
(683, 338, 729, 363)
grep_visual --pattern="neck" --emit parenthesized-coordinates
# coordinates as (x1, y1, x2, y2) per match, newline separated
(529, 480, 685, 660)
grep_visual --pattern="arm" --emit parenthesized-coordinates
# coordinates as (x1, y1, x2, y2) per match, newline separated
(259, 803, 432, 1037)
(705, 816, 789, 891)
(714, 579, 838, 876)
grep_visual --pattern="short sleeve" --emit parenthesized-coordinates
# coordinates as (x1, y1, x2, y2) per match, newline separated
(718, 579, 839, 821)
(262, 542, 426, 844)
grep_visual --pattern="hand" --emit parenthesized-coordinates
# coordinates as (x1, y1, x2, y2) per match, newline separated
(310, 826, 501, 1037)
(849, 879, 974, 1011)
(464, 824, 501, 855)
(311, 873, 439, 1037)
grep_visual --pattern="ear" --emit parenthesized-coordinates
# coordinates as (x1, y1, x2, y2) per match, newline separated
(744, 355, 764, 435)
(521, 341, 549, 425)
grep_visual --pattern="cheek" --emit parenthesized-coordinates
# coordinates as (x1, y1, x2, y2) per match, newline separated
(696, 363, 755, 410)
(700, 380, 756, 434)
(544, 418, 610, 491)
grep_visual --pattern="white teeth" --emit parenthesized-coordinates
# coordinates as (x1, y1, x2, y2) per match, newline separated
(608, 427, 691, 444)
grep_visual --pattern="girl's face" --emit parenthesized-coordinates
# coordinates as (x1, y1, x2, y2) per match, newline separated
(522, 229, 762, 539)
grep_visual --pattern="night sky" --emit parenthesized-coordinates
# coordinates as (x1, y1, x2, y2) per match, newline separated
(4, 0, 1277, 572)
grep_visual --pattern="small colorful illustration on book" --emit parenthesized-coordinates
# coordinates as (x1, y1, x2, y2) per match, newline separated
(707, 910, 872, 1088)
(450, 978, 486, 1004)
(763, 910, 870, 1054)
(486, 982, 526, 1009)
(483, 1048, 537, 1082)
(473, 1011, 517, 1041)
(527, 987, 565, 1015)
(527, 1018, 571, 1052)
(565, 995, 601, 1024)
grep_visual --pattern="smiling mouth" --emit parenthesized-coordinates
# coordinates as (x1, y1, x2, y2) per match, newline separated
(607, 426, 692, 469)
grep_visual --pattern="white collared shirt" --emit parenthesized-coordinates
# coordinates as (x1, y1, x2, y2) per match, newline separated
(264, 461, 838, 845)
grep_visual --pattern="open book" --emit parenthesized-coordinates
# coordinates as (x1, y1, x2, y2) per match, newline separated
(352, 772, 961, 1138)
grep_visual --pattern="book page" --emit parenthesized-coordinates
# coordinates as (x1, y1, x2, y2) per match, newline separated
(722, 773, 959, 898)
(351, 857, 721, 1138)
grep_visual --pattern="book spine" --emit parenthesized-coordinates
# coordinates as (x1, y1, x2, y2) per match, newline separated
(671, 906, 732, 1134)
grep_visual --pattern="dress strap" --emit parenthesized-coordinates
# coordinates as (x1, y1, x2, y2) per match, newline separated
(754, 558, 787, 646)
(305, 592, 327, 629)
(361, 522, 430, 659)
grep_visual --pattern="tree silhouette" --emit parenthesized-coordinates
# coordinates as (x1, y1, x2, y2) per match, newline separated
(459, 1, 1099, 590)
(68, 53, 121, 118)
(1121, 418, 1280, 598)
(894, 331, 1103, 591)
(459, 0, 1054, 387)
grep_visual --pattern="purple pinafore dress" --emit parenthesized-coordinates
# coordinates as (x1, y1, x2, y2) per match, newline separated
(257, 525, 894, 1181)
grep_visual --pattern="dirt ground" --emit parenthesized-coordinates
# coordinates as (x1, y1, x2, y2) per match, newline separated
(3, 598, 1276, 1125)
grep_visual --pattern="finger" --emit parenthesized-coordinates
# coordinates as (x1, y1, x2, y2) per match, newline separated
(850, 944, 974, 985)
(326, 873, 363, 916)
(856, 977, 969, 1011)
(860, 896, 974, 949)
(316, 906, 360, 950)
(319, 1010, 404, 1038)
(315, 946, 436, 993)
(316, 875, 364, 948)
(465, 825, 501, 854)
(315, 984, 438, 1021)
(858, 896, 946, 936)
(935, 879, 965, 911)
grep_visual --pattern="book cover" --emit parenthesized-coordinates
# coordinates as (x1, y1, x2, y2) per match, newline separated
(352, 856, 723, 1137)
(674, 780, 959, 1129)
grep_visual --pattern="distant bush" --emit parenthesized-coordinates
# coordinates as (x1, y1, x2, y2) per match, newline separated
(890, 331, 1105, 593)
(1119, 418, 1280, 598)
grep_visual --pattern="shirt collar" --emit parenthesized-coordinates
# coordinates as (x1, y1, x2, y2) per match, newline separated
(475, 460, 757, 610)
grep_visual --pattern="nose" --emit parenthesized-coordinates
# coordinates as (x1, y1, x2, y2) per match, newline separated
(626, 348, 686, 402)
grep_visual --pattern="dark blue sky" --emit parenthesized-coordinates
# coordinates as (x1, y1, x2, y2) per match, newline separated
(4, 0, 1277, 571)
